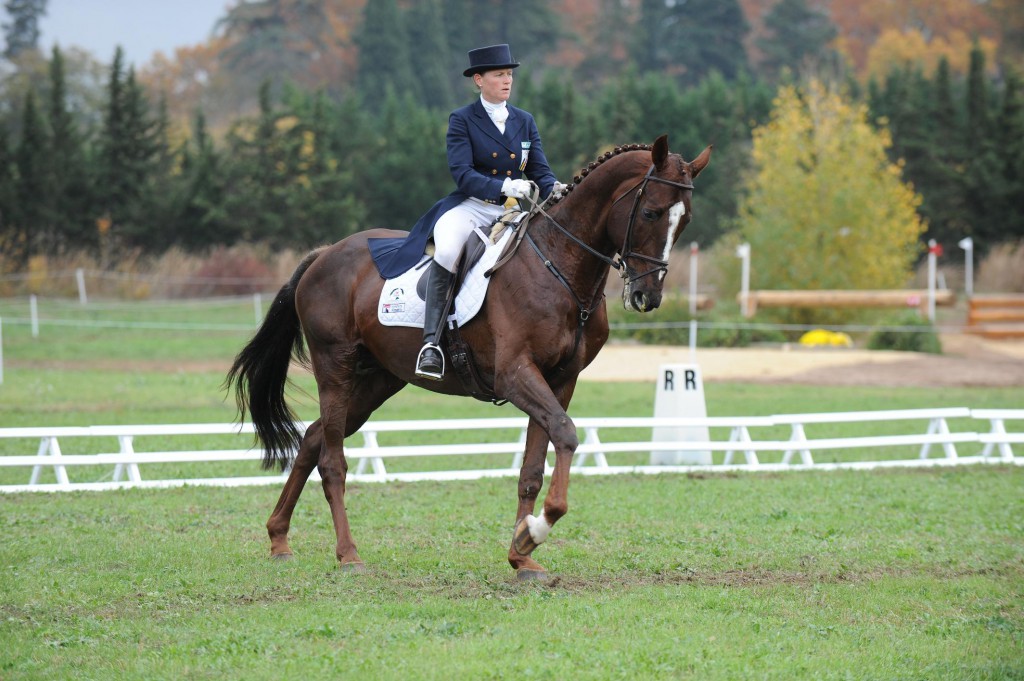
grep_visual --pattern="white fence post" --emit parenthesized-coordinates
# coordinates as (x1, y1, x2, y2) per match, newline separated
(76, 268, 88, 305)
(958, 237, 973, 298)
(688, 242, 699, 316)
(736, 243, 751, 317)
(30, 295, 39, 338)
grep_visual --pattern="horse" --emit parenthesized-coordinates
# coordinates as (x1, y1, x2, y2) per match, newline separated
(227, 134, 711, 580)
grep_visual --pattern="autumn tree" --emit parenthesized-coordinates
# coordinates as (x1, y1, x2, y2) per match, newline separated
(732, 79, 926, 323)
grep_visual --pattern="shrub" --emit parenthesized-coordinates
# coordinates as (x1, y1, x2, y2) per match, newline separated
(607, 296, 788, 348)
(866, 312, 942, 353)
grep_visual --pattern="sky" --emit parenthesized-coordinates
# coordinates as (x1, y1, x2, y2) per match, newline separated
(36, 0, 230, 65)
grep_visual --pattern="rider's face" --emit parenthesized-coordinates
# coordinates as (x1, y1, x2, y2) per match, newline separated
(475, 69, 514, 104)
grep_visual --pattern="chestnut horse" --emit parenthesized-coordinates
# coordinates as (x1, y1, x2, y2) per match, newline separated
(227, 135, 711, 580)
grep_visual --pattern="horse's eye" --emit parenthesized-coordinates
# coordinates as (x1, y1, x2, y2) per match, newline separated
(642, 208, 660, 220)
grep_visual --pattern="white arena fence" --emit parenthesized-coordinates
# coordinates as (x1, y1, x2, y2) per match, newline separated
(0, 408, 1021, 493)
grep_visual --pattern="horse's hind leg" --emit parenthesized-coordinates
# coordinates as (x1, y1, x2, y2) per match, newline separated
(317, 361, 406, 571)
(266, 419, 323, 560)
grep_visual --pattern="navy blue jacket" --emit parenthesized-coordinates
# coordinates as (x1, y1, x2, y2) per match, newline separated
(369, 99, 557, 278)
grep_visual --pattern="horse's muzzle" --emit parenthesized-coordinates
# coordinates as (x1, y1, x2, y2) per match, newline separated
(628, 289, 661, 313)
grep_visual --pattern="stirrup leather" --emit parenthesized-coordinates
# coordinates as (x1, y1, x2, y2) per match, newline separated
(415, 342, 445, 380)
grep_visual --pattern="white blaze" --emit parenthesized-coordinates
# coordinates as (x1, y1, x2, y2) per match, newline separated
(660, 201, 687, 280)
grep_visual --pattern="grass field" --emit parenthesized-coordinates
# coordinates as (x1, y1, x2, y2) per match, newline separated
(0, 297, 1022, 679)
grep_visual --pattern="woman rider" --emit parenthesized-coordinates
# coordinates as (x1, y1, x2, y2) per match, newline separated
(369, 43, 565, 380)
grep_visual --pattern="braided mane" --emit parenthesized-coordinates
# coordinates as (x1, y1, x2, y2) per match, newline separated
(548, 143, 654, 206)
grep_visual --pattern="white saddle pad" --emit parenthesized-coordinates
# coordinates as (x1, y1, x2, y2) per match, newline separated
(377, 228, 514, 329)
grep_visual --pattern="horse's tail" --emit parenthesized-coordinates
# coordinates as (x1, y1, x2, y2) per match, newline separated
(225, 247, 326, 470)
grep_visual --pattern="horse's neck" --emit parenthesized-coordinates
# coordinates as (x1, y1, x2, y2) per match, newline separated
(540, 155, 642, 281)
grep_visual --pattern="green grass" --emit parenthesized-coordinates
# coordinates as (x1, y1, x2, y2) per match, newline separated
(0, 297, 1022, 678)
(1, 469, 1022, 679)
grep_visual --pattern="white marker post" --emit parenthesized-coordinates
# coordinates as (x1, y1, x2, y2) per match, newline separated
(76, 268, 88, 305)
(30, 294, 39, 338)
(688, 241, 699, 316)
(650, 364, 710, 465)
(958, 237, 973, 298)
(927, 239, 942, 322)
(736, 242, 751, 317)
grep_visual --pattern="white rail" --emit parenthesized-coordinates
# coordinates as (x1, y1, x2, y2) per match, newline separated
(0, 408, 1021, 493)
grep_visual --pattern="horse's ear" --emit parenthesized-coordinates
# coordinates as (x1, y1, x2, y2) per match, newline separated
(652, 134, 669, 170)
(688, 144, 713, 179)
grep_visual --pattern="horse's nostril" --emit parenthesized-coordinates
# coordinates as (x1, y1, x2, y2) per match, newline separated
(632, 291, 647, 312)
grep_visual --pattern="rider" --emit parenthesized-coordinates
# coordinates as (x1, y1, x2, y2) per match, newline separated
(369, 43, 566, 381)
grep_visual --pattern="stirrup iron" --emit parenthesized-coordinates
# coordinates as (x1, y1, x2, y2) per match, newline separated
(415, 342, 445, 381)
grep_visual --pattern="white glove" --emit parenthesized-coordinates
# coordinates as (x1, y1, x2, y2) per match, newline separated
(502, 178, 532, 199)
(551, 181, 568, 199)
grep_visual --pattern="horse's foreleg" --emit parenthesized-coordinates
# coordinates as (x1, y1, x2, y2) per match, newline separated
(507, 418, 550, 574)
(266, 420, 323, 559)
(501, 370, 579, 580)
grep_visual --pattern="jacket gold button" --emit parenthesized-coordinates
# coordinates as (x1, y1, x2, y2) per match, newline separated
(491, 169, 497, 175)
(492, 152, 498, 158)
(510, 153, 516, 159)
(506, 170, 512, 176)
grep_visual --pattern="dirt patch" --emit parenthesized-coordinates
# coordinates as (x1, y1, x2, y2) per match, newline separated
(581, 334, 1024, 388)
(14, 334, 1023, 389)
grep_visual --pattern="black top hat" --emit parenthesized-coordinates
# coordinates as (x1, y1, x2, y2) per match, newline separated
(463, 44, 520, 77)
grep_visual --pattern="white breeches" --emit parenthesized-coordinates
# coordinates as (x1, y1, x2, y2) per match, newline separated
(431, 198, 504, 272)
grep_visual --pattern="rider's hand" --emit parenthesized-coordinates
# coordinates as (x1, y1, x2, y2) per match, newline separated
(502, 178, 532, 199)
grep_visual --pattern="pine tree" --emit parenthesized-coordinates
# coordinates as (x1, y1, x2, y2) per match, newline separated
(994, 70, 1024, 241)
(0, 126, 22, 261)
(354, 0, 417, 112)
(96, 47, 163, 249)
(46, 46, 93, 251)
(756, 0, 837, 80)
(2, 0, 47, 60)
(405, 0, 455, 111)
(171, 109, 228, 251)
(924, 57, 970, 244)
(631, 0, 750, 86)
(963, 45, 1002, 246)
(14, 87, 52, 254)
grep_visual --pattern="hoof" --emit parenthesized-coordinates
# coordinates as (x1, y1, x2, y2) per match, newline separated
(339, 561, 367, 574)
(270, 552, 294, 561)
(515, 568, 551, 582)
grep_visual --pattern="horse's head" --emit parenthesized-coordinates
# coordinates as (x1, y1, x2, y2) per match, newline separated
(615, 135, 711, 313)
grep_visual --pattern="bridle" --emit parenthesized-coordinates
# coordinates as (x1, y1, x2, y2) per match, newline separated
(509, 162, 694, 362)
(609, 164, 695, 285)
(524, 163, 695, 287)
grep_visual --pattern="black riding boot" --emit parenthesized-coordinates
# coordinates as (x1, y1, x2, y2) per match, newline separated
(415, 261, 454, 380)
